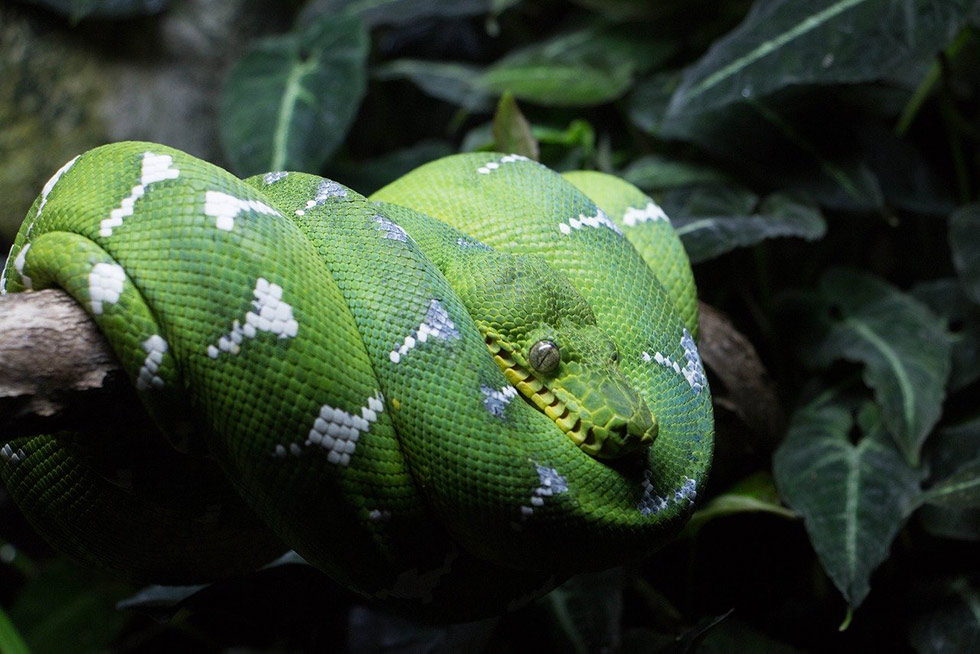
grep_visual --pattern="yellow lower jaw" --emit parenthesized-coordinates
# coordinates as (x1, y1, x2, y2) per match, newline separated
(491, 345, 587, 447)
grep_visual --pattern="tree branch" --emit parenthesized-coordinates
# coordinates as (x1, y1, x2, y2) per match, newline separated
(0, 288, 132, 438)
(0, 291, 784, 444)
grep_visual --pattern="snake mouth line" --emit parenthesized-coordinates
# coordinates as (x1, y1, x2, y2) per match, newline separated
(486, 336, 601, 452)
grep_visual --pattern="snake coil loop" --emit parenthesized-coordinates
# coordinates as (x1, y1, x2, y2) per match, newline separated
(0, 143, 712, 620)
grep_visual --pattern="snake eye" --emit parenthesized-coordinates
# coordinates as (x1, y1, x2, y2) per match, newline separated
(529, 340, 560, 373)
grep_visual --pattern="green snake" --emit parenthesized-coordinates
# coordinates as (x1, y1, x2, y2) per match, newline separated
(0, 142, 712, 620)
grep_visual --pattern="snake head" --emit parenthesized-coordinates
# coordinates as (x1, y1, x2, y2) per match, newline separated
(455, 252, 657, 460)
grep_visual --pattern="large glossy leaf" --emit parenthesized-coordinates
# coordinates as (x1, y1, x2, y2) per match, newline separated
(627, 72, 680, 135)
(20, 0, 167, 20)
(919, 416, 980, 541)
(476, 27, 640, 107)
(621, 155, 730, 192)
(666, 190, 826, 263)
(9, 559, 130, 653)
(912, 279, 980, 391)
(950, 204, 980, 304)
(0, 605, 29, 654)
(219, 14, 369, 176)
(684, 472, 796, 536)
(663, 0, 975, 127)
(923, 459, 980, 508)
(535, 569, 625, 652)
(801, 269, 952, 465)
(373, 60, 494, 112)
(773, 400, 924, 607)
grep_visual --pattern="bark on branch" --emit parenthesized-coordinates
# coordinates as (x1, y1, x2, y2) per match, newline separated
(0, 288, 133, 438)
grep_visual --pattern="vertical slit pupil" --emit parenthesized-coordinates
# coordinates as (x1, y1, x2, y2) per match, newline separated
(530, 340, 559, 372)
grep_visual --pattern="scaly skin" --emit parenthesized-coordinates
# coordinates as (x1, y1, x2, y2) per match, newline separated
(0, 143, 713, 620)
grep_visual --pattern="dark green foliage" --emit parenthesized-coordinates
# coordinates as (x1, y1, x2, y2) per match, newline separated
(3, 0, 980, 651)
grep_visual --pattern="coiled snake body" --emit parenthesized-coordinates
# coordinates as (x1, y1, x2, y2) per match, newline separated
(0, 143, 712, 619)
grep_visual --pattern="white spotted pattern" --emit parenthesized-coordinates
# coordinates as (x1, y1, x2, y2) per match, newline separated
(295, 391, 385, 467)
(204, 191, 280, 231)
(638, 471, 697, 516)
(294, 179, 347, 216)
(622, 201, 670, 227)
(480, 384, 517, 418)
(477, 153, 529, 174)
(263, 171, 288, 184)
(4, 156, 80, 295)
(642, 329, 706, 396)
(389, 299, 459, 363)
(0, 444, 26, 467)
(136, 334, 168, 390)
(100, 153, 179, 237)
(13, 244, 31, 291)
(456, 236, 491, 250)
(519, 465, 568, 522)
(0, 245, 12, 295)
(88, 263, 126, 315)
(207, 278, 298, 358)
(33, 155, 80, 232)
(557, 208, 623, 237)
(373, 214, 409, 242)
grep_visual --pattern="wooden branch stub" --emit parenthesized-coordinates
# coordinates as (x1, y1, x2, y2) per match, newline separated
(697, 301, 785, 444)
(0, 288, 129, 437)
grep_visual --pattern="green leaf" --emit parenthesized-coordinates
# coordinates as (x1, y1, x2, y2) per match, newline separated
(476, 28, 638, 107)
(664, 0, 975, 125)
(502, 23, 676, 77)
(923, 459, 980, 508)
(533, 120, 595, 150)
(627, 72, 680, 136)
(478, 63, 632, 107)
(912, 279, 980, 391)
(116, 584, 208, 613)
(9, 560, 130, 654)
(684, 471, 797, 536)
(538, 569, 625, 653)
(773, 400, 924, 607)
(0, 605, 30, 654)
(621, 155, 729, 192)
(20, 0, 167, 21)
(492, 92, 539, 160)
(950, 204, 980, 304)
(373, 60, 494, 112)
(803, 269, 952, 465)
(919, 416, 980, 541)
(219, 14, 369, 176)
(908, 578, 980, 653)
(669, 191, 826, 263)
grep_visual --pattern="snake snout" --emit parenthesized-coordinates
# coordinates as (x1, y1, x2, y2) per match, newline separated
(555, 368, 657, 460)
(591, 376, 657, 460)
